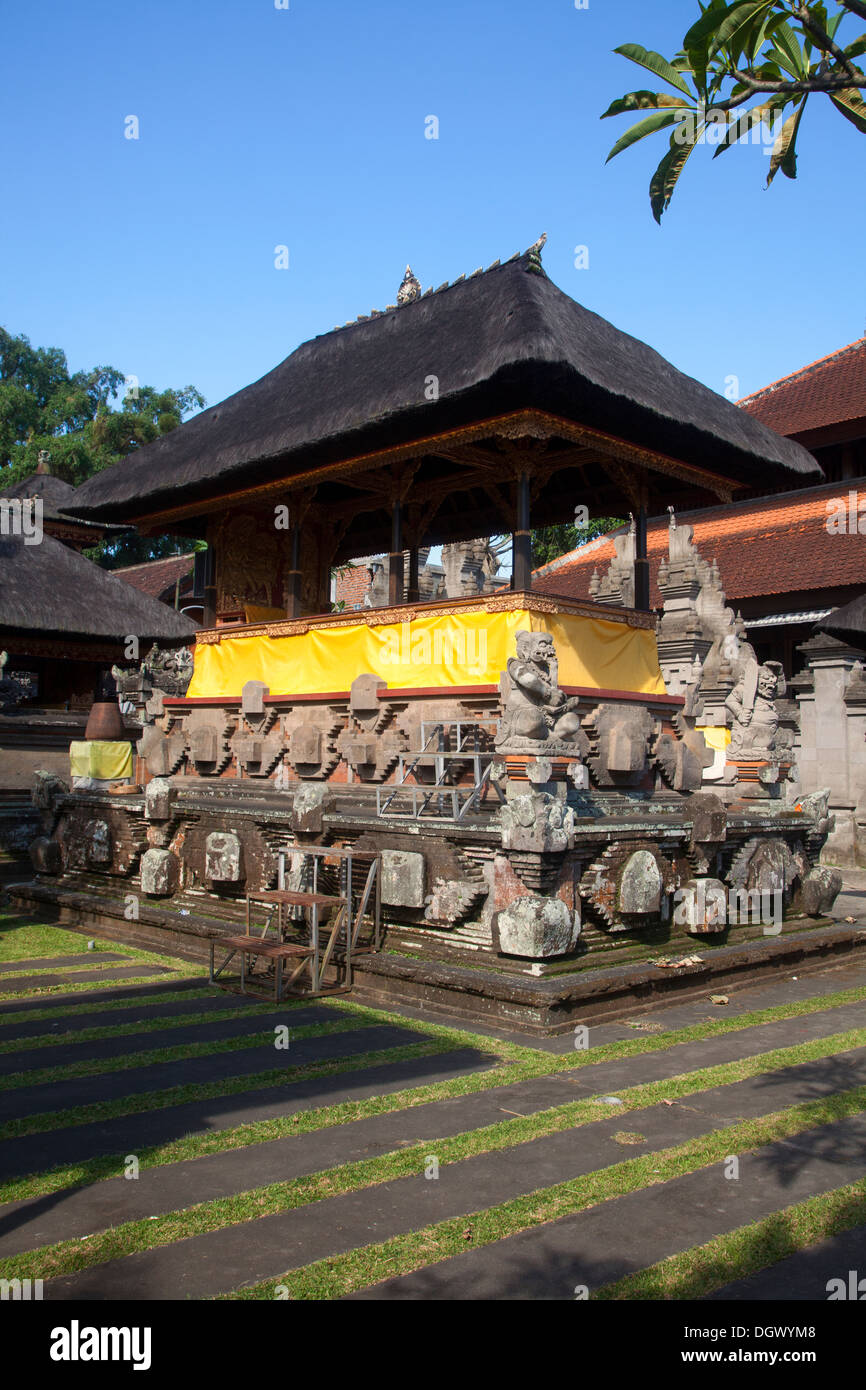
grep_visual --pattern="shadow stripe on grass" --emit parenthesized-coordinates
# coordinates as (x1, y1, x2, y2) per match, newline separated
(593, 1178, 866, 1301)
(6, 1034, 865, 1285)
(222, 1091, 866, 1301)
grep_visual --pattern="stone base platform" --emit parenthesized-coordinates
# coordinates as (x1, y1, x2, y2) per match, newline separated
(7, 878, 864, 1036)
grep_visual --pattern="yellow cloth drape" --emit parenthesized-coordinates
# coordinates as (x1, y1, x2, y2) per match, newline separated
(187, 609, 666, 700)
(70, 741, 134, 780)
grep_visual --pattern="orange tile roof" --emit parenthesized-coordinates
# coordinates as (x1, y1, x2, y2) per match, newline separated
(115, 553, 195, 601)
(739, 338, 866, 438)
(533, 480, 866, 606)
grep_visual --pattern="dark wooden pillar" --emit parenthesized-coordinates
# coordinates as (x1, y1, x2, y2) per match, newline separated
(512, 472, 532, 593)
(407, 545, 420, 604)
(389, 501, 404, 606)
(634, 504, 650, 612)
(202, 545, 217, 628)
(286, 523, 303, 618)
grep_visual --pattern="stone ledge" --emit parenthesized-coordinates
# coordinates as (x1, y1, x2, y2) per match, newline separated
(6, 878, 864, 1035)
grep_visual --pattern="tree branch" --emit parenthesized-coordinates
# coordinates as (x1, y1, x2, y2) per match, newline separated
(793, 2, 861, 81)
(839, 0, 866, 22)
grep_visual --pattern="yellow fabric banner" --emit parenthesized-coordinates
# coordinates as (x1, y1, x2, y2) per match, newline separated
(187, 609, 666, 700)
(70, 741, 134, 780)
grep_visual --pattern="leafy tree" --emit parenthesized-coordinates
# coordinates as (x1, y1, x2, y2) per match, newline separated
(0, 326, 205, 566)
(532, 518, 624, 569)
(602, 1, 866, 220)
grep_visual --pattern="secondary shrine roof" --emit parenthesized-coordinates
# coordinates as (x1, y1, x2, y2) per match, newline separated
(0, 532, 198, 643)
(740, 338, 866, 440)
(66, 246, 820, 526)
(533, 479, 866, 608)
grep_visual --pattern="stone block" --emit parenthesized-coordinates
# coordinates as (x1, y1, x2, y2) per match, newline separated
(29, 835, 61, 875)
(145, 777, 173, 822)
(677, 877, 727, 934)
(291, 784, 333, 834)
(291, 725, 322, 765)
(498, 895, 579, 959)
(205, 831, 243, 882)
(141, 848, 177, 897)
(86, 819, 112, 865)
(381, 849, 425, 908)
(792, 865, 843, 916)
(618, 850, 663, 916)
(241, 681, 269, 717)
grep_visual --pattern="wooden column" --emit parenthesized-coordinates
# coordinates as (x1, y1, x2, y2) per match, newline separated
(512, 472, 532, 593)
(202, 545, 217, 628)
(388, 501, 404, 606)
(634, 504, 650, 612)
(286, 523, 302, 618)
(407, 545, 420, 604)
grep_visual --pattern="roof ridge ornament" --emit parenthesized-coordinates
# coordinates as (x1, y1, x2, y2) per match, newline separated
(525, 232, 547, 274)
(397, 265, 422, 306)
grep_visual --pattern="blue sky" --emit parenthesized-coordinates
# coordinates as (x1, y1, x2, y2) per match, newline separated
(3, 0, 865, 413)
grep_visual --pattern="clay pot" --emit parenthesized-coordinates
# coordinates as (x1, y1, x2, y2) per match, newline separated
(84, 699, 126, 742)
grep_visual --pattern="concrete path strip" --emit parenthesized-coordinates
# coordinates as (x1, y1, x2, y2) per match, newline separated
(347, 1114, 866, 1301)
(37, 1057, 866, 1300)
(0, 1023, 422, 1123)
(0, 1004, 346, 1072)
(0, 965, 173, 996)
(2, 1044, 864, 1260)
(0, 992, 283, 1044)
(0, 1046, 493, 1184)
(708, 1223, 866, 1300)
(0, 976, 205, 1018)
(0, 954, 131, 974)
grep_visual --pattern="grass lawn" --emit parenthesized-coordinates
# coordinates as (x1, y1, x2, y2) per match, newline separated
(0, 915, 111, 962)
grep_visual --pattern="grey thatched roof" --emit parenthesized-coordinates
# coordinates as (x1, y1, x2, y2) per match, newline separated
(815, 592, 866, 646)
(0, 469, 112, 531)
(0, 532, 198, 643)
(67, 250, 820, 522)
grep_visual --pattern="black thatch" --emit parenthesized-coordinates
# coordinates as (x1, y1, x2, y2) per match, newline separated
(0, 469, 120, 535)
(815, 592, 866, 646)
(68, 250, 821, 523)
(0, 532, 198, 642)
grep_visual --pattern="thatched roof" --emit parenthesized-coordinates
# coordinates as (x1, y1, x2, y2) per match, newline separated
(0, 532, 198, 643)
(0, 468, 113, 533)
(815, 592, 866, 646)
(67, 249, 820, 523)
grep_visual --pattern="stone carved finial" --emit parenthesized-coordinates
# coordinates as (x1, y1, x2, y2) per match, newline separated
(526, 233, 547, 273)
(495, 630, 584, 754)
(36, 449, 51, 475)
(397, 265, 421, 305)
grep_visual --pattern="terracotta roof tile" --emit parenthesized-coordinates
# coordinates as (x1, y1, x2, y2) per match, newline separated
(533, 480, 866, 606)
(739, 338, 866, 437)
(115, 553, 195, 601)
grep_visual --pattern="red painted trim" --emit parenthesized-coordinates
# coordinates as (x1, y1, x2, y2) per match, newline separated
(163, 692, 350, 707)
(376, 685, 499, 698)
(561, 685, 684, 706)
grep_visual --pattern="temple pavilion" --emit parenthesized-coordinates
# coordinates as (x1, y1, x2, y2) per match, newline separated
(66, 242, 821, 700)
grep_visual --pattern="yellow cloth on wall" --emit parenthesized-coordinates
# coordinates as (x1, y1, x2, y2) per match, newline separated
(698, 726, 732, 751)
(187, 609, 666, 700)
(70, 741, 134, 781)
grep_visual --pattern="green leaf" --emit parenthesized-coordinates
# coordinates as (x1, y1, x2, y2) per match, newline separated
(829, 87, 866, 133)
(605, 110, 683, 163)
(612, 44, 693, 96)
(687, 0, 775, 65)
(650, 124, 705, 222)
(767, 20, 807, 77)
(601, 90, 691, 118)
(711, 95, 790, 155)
(767, 99, 806, 185)
(843, 36, 866, 61)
